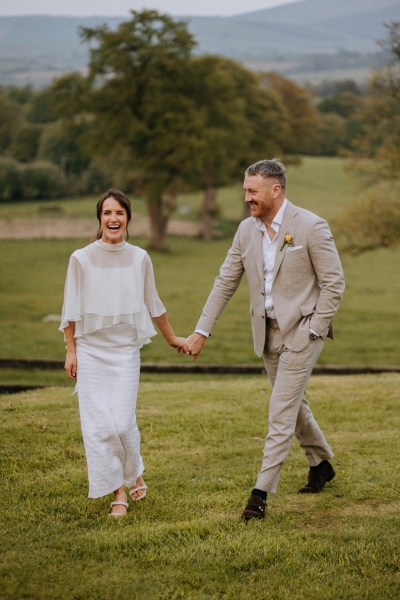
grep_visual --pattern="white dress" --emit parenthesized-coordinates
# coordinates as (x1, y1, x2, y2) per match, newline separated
(59, 239, 165, 498)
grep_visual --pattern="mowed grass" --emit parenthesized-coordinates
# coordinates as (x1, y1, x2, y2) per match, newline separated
(1, 374, 399, 599)
(0, 155, 399, 389)
(0, 236, 399, 373)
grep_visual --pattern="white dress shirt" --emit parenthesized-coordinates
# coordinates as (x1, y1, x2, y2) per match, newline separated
(254, 198, 288, 319)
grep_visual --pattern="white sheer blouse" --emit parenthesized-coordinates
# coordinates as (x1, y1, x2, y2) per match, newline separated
(59, 240, 166, 347)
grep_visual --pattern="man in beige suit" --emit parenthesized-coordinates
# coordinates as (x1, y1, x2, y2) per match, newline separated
(186, 159, 345, 521)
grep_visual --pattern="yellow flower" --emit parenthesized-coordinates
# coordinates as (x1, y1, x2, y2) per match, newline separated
(281, 232, 294, 250)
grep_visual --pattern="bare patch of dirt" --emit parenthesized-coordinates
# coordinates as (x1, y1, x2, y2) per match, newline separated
(0, 217, 200, 239)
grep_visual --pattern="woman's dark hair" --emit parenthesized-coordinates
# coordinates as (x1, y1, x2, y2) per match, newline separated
(96, 188, 132, 240)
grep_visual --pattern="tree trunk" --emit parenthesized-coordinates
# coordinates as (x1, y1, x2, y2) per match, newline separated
(200, 186, 218, 241)
(146, 188, 176, 251)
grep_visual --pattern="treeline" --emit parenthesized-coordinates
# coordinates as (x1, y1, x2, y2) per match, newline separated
(0, 11, 399, 250)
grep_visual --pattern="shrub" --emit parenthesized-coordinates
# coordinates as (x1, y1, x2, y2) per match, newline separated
(0, 157, 23, 201)
(9, 123, 42, 163)
(21, 161, 62, 199)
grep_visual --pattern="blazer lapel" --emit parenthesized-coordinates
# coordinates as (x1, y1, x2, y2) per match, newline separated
(250, 220, 265, 285)
(273, 202, 299, 282)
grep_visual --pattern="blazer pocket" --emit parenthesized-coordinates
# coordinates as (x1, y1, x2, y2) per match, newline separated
(283, 249, 308, 274)
(286, 245, 304, 252)
(300, 304, 315, 317)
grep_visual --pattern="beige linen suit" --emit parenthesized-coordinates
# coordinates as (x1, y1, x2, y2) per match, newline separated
(196, 201, 345, 493)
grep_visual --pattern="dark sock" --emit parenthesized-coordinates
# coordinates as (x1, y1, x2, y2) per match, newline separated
(251, 488, 267, 501)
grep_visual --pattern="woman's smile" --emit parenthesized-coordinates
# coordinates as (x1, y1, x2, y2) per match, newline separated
(100, 197, 128, 244)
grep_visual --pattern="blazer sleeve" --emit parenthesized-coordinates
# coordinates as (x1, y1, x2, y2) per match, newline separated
(308, 218, 345, 337)
(196, 228, 245, 334)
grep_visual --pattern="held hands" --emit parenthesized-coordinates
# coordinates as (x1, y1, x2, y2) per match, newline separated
(168, 336, 190, 354)
(178, 332, 207, 361)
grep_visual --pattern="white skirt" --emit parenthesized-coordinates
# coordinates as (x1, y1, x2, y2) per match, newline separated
(76, 324, 144, 498)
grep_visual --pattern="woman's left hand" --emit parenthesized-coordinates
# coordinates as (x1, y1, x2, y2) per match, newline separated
(170, 336, 191, 355)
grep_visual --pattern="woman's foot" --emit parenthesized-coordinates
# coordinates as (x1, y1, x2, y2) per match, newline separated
(109, 487, 128, 517)
(129, 475, 147, 501)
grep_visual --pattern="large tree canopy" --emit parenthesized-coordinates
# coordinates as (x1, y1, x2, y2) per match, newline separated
(50, 10, 288, 248)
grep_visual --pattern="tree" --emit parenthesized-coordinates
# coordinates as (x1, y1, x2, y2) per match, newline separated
(50, 10, 289, 248)
(76, 10, 198, 250)
(0, 91, 22, 153)
(260, 72, 321, 155)
(315, 113, 347, 156)
(188, 56, 286, 240)
(27, 88, 58, 124)
(9, 124, 42, 163)
(334, 22, 400, 253)
(38, 120, 91, 181)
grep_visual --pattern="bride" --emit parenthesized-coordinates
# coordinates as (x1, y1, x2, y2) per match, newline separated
(60, 188, 188, 516)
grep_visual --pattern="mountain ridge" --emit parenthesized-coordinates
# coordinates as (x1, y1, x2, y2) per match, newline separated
(0, 0, 399, 87)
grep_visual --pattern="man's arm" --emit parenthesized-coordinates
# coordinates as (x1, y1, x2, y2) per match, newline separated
(187, 227, 245, 359)
(196, 228, 245, 334)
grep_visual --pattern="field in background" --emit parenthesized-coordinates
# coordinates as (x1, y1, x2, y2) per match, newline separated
(1, 156, 399, 388)
(0, 156, 359, 222)
(1, 374, 399, 599)
(1, 236, 399, 372)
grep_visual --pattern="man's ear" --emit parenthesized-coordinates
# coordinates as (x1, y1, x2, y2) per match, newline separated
(273, 183, 281, 198)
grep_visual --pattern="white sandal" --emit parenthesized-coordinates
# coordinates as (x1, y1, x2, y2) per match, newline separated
(129, 484, 147, 501)
(108, 500, 128, 517)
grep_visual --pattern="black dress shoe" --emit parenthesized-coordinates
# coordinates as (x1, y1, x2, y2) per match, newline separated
(241, 495, 266, 521)
(298, 460, 336, 494)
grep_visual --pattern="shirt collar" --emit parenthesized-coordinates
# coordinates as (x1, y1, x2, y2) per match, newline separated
(254, 198, 288, 232)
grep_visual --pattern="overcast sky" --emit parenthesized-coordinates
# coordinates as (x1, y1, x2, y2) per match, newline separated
(0, 0, 303, 18)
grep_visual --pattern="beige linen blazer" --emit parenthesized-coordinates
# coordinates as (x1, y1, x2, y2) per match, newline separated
(196, 201, 345, 356)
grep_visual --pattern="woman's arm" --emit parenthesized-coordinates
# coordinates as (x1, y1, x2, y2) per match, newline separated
(64, 322, 77, 380)
(152, 313, 189, 353)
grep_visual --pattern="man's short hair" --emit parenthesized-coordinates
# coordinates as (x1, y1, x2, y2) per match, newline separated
(245, 159, 287, 188)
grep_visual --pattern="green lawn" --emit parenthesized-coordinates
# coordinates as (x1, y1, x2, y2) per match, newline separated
(1, 156, 399, 389)
(1, 236, 399, 373)
(1, 374, 399, 599)
(0, 156, 360, 222)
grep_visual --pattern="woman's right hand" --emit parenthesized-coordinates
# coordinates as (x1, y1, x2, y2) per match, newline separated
(64, 351, 77, 381)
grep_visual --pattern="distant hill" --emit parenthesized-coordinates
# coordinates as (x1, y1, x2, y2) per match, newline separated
(188, 0, 400, 56)
(0, 0, 399, 87)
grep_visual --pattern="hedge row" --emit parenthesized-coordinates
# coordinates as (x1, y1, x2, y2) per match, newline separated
(0, 157, 62, 201)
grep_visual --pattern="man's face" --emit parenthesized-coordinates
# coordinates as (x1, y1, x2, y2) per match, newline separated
(243, 174, 281, 222)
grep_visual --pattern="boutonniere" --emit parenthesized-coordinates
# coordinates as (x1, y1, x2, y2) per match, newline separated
(281, 232, 294, 251)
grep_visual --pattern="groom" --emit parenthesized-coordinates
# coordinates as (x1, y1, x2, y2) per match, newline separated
(186, 159, 345, 520)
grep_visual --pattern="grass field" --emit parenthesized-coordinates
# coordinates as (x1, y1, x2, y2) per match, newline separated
(0, 156, 360, 222)
(0, 236, 399, 373)
(1, 374, 399, 599)
(1, 156, 399, 388)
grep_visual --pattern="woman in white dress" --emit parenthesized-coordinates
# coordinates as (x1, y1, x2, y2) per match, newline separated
(60, 189, 188, 516)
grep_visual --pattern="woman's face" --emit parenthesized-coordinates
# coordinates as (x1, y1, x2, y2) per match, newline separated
(100, 197, 128, 244)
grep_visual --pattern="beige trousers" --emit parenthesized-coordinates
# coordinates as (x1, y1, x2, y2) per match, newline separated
(255, 320, 333, 493)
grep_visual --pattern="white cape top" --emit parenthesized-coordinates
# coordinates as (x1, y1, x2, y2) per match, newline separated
(59, 240, 166, 348)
